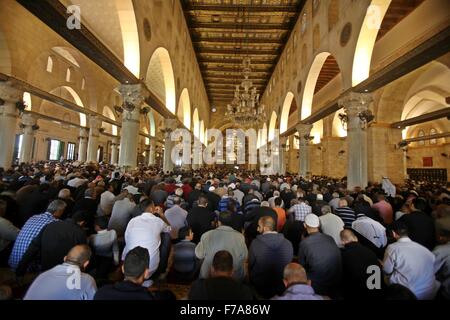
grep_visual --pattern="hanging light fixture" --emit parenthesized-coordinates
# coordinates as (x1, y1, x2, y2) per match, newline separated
(225, 57, 266, 128)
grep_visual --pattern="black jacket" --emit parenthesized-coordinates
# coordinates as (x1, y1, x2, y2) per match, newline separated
(187, 206, 215, 244)
(341, 242, 384, 299)
(94, 281, 155, 300)
(189, 277, 255, 300)
(17, 219, 87, 275)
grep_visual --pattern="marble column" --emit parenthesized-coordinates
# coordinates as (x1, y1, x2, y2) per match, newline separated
(118, 84, 145, 169)
(110, 136, 119, 165)
(279, 136, 287, 175)
(78, 128, 88, 162)
(296, 124, 313, 177)
(148, 139, 156, 166)
(338, 92, 373, 190)
(86, 115, 100, 163)
(19, 113, 38, 163)
(0, 82, 22, 169)
(162, 118, 177, 173)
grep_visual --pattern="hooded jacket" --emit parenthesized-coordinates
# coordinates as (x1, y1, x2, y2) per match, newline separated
(248, 232, 293, 298)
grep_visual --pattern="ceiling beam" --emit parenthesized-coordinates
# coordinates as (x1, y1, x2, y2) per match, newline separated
(183, 4, 298, 13)
(391, 107, 450, 129)
(202, 66, 272, 73)
(403, 131, 450, 143)
(198, 48, 279, 55)
(198, 57, 275, 64)
(189, 22, 291, 31)
(192, 37, 284, 44)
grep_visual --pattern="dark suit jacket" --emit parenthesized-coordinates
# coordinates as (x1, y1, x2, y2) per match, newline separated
(17, 219, 87, 275)
(189, 277, 255, 300)
(94, 281, 155, 300)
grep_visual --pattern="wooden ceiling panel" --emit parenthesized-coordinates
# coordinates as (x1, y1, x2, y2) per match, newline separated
(182, 0, 305, 109)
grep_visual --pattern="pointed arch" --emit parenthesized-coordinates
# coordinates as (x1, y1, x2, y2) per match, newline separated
(115, 0, 140, 77)
(146, 47, 176, 114)
(280, 92, 295, 134)
(302, 52, 343, 120)
(177, 88, 191, 129)
(200, 120, 205, 144)
(102, 106, 118, 136)
(193, 108, 200, 138)
(268, 111, 278, 142)
(352, 0, 392, 86)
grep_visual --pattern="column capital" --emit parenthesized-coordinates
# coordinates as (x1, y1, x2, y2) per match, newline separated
(79, 127, 89, 139)
(338, 92, 373, 116)
(20, 113, 37, 127)
(0, 81, 23, 104)
(118, 83, 147, 111)
(295, 123, 313, 137)
(280, 136, 288, 147)
(162, 118, 178, 137)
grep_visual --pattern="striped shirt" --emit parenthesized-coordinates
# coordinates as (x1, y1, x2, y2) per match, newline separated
(334, 207, 358, 228)
(9, 212, 58, 269)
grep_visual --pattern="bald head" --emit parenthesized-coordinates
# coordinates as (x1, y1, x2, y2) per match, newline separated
(340, 229, 358, 246)
(64, 244, 92, 269)
(283, 263, 309, 286)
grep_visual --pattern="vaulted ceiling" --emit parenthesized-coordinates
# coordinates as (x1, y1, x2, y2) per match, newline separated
(182, 0, 305, 112)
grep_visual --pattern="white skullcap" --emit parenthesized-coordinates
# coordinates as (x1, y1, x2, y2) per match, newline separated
(304, 214, 320, 228)
(208, 186, 216, 192)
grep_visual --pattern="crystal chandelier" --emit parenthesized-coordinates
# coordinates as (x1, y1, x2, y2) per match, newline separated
(225, 58, 266, 128)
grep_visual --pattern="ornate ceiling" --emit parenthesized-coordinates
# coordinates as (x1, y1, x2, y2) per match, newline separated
(182, 0, 305, 111)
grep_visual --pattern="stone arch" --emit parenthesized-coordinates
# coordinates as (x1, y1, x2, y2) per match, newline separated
(145, 47, 176, 114)
(62, 0, 139, 76)
(192, 108, 200, 138)
(280, 92, 295, 134)
(352, 0, 392, 86)
(200, 120, 205, 144)
(268, 111, 278, 142)
(301, 52, 343, 120)
(102, 106, 118, 136)
(42, 86, 86, 127)
(177, 88, 191, 129)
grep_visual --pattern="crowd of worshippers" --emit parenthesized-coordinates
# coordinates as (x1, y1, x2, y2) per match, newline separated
(0, 161, 449, 300)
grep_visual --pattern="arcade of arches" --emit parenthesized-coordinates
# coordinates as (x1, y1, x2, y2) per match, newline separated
(0, 0, 449, 187)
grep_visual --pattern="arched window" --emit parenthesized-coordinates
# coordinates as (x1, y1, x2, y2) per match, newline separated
(46, 56, 53, 73)
(81, 77, 85, 90)
(66, 67, 72, 82)
(418, 129, 425, 146)
(430, 128, 437, 145)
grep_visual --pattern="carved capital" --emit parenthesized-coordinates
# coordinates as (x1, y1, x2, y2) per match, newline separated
(338, 92, 373, 117)
(0, 81, 23, 104)
(118, 83, 147, 111)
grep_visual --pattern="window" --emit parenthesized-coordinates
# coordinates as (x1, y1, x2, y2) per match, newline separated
(81, 77, 85, 90)
(430, 128, 437, 145)
(66, 67, 72, 82)
(14, 134, 23, 160)
(46, 56, 53, 73)
(418, 130, 425, 146)
(49, 139, 62, 160)
(67, 142, 76, 160)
